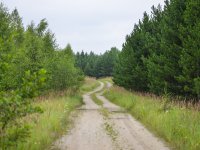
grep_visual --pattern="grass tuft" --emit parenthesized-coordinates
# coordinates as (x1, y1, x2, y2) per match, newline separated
(91, 93, 103, 106)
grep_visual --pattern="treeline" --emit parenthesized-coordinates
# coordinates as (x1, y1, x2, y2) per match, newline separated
(75, 47, 120, 78)
(0, 3, 82, 149)
(113, 0, 200, 99)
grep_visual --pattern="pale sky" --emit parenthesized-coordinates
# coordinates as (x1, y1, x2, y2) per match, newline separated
(1, 0, 164, 54)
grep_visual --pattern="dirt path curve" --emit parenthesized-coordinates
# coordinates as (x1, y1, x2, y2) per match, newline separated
(52, 81, 170, 150)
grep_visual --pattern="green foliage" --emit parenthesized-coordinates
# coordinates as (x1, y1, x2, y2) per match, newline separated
(0, 69, 45, 149)
(177, 0, 200, 98)
(14, 94, 83, 150)
(0, 3, 83, 149)
(113, 13, 152, 91)
(113, 0, 200, 99)
(47, 44, 83, 90)
(75, 47, 120, 78)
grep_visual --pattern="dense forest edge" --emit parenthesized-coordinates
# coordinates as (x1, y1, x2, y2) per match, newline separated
(75, 0, 200, 100)
(75, 47, 120, 78)
(113, 0, 200, 100)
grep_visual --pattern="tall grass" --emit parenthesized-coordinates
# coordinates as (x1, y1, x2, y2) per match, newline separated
(104, 86, 200, 150)
(13, 94, 82, 150)
(11, 77, 98, 150)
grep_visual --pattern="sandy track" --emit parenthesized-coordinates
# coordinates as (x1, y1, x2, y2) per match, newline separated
(52, 82, 115, 150)
(52, 81, 170, 150)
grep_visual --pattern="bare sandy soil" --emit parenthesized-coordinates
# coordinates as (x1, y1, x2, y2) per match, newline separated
(52, 81, 170, 150)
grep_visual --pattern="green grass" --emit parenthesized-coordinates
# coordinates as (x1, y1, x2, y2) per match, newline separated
(14, 94, 82, 150)
(91, 93, 103, 106)
(80, 77, 100, 92)
(104, 86, 200, 150)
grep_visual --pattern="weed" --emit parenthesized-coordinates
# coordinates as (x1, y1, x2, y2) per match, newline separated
(100, 108, 110, 119)
(104, 122, 118, 141)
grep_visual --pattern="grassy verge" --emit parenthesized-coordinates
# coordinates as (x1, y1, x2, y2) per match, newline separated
(80, 77, 100, 93)
(14, 94, 82, 150)
(104, 86, 200, 150)
(12, 77, 98, 150)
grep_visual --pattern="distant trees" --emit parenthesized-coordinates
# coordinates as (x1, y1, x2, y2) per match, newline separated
(0, 3, 83, 149)
(75, 47, 120, 78)
(113, 0, 200, 99)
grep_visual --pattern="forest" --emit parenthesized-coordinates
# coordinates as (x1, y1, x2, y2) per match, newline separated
(75, 47, 120, 78)
(113, 0, 200, 99)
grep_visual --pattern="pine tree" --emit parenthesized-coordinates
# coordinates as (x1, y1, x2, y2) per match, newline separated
(177, 0, 200, 98)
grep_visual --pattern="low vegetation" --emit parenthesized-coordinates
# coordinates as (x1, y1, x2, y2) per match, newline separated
(91, 94, 103, 106)
(13, 93, 82, 150)
(80, 77, 100, 93)
(104, 85, 200, 150)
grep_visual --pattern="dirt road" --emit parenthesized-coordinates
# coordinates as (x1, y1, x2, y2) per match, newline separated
(52, 82, 170, 150)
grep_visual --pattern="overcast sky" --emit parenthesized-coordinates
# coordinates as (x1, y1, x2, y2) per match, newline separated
(2, 0, 164, 54)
